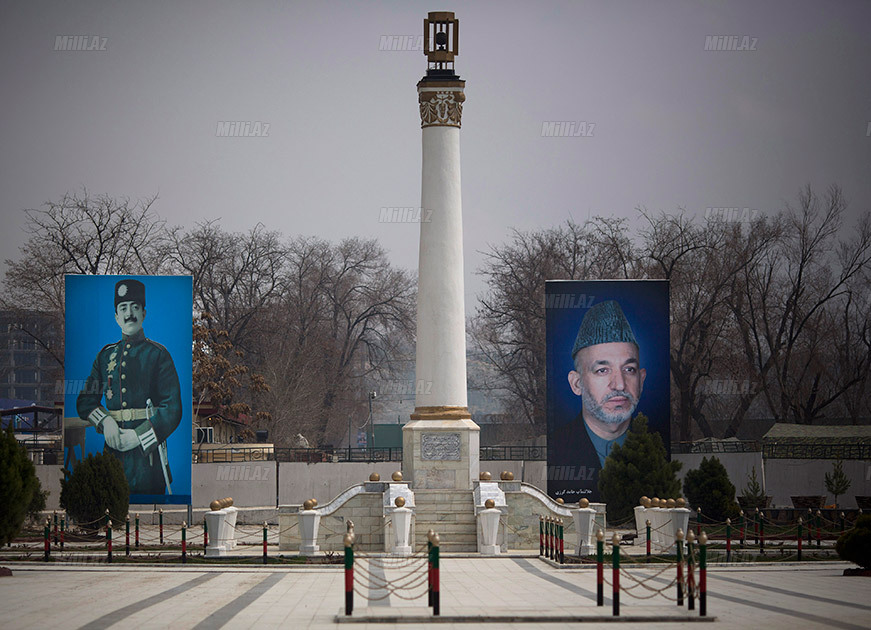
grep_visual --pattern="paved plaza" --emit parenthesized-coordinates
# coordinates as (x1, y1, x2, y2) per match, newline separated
(1, 556, 868, 629)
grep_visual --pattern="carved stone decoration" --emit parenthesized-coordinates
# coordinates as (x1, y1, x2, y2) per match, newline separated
(421, 432, 462, 460)
(419, 90, 465, 127)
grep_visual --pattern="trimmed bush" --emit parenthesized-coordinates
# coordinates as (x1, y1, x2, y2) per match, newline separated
(599, 414, 682, 523)
(60, 452, 129, 529)
(0, 426, 40, 545)
(836, 515, 871, 570)
(683, 456, 740, 523)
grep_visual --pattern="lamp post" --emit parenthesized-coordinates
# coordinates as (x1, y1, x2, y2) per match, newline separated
(368, 391, 377, 452)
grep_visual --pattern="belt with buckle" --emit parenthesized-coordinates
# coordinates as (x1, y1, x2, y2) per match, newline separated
(108, 408, 150, 422)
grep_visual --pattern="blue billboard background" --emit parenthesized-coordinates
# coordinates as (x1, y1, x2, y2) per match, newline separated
(64, 274, 193, 504)
(546, 280, 670, 502)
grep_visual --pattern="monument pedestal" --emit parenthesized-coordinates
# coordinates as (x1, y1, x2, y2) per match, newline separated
(403, 418, 479, 490)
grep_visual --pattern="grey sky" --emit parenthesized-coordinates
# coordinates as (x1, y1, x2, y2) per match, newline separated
(1, 0, 869, 309)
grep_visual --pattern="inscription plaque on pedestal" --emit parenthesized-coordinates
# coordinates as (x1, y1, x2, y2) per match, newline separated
(421, 432, 461, 460)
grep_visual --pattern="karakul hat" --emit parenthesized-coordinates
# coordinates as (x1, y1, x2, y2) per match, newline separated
(115, 279, 146, 309)
(571, 300, 636, 359)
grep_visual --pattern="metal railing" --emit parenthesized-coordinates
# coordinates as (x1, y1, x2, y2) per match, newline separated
(671, 440, 761, 454)
(480, 445, 546, 460)
(762, 442, 870, 460)
(191, 445, 548, 463)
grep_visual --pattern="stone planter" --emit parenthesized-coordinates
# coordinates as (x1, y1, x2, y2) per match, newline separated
(854, 496, 871, 511)
(791, 495, 825, 510)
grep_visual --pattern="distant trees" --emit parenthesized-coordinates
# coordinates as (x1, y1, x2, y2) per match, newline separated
(473, 185, 871, 440)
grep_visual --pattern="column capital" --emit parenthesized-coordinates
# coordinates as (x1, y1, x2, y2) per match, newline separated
(417, 82, 465, 128)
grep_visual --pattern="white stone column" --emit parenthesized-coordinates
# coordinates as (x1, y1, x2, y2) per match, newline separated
(403, 75, 479, 490)
(224, 506, 238, 549)
(392, 506, 413, 556)
(478, 508, 501, 555)
(204, 509, 228, 557)
(298, 509, 321, 556)
(668, 508, 692, 554)
(572, 507, 598, 556)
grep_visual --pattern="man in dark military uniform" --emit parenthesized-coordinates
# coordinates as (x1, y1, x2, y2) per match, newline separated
(77, 279, 182, 495)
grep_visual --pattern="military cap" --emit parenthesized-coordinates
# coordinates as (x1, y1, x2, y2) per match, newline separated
(571, 300, 637, 359)
(115, 279, 146, 309)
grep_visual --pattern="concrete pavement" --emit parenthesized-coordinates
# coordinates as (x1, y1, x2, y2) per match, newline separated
(0, 558, 868, 629)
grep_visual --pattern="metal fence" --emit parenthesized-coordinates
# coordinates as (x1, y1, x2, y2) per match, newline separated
(670, 441, 761, 454)
(762, 442, 870, 460)
(480, 445, 546, 460)
(192, 445, 549, 463)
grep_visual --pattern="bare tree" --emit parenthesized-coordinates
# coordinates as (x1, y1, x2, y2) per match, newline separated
(252, 237, 415, 447)
(167, 221, 285, 353)
(724, 185, 871, 434)
(2, 190, 169, 367)
(638, 208, 779, 441)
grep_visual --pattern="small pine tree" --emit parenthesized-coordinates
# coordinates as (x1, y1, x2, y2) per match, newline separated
(739, 466, 767, 509)
(0, 426, 40, 545)
(60, 452, 129, 529)
(598, 414, 682, 522)
(825, 460, 852, 508)
(683, 456, 740, 522)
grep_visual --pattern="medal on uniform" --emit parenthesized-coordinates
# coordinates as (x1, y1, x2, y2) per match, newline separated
(106, 347, 118, 399)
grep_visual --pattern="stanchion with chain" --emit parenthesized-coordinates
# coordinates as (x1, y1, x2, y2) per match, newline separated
(696, 507, 702, 536)
(840, 512, 846, 534)
(43, 519, 50, 561)
(686, 530, 695, 611)
(596, 529, 604, 606)
(797, 517, 803, 561)
(739, 510, 745, 548)
(544, 517, 549, 558)
(181, 521, 187, 564)
(427, 530, 434, 608)
(699, 531, 707, 617)
(807, 508, 813, 544)
(107, 520, 113, 563)
(550, 516, 556, 560)
(429, 531, 441, 616)
(125, 515, 130, 556)
(815, 510, 821, 547)
(105, 508, 110, 530)
(263, 522, 268, 564)
(159, 509, 164, 546)
(344, 531, 355, 616)
(611, 532, 620, 617)
(725, 518, 732, 562)
(539, 516, 544, 556)
(646, 519, 651, 557)
(753, 508, 759, 545)
(676, 529, 684, 606)
(53, 511, 58, 545)
(135, 513, 139, 549)
(60, 512, 65, 550)
(759, 511, 765, 554)
(559, 518, 565, 564)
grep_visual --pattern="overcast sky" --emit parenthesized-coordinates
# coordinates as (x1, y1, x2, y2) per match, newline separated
(2, 0, 869, 309)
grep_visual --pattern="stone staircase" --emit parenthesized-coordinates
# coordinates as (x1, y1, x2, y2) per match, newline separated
(413, 489, 477, 552)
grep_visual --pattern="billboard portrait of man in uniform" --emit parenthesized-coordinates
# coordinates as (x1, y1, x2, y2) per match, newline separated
(546, 280, 669, 503)
(65, 275, 193, 504)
